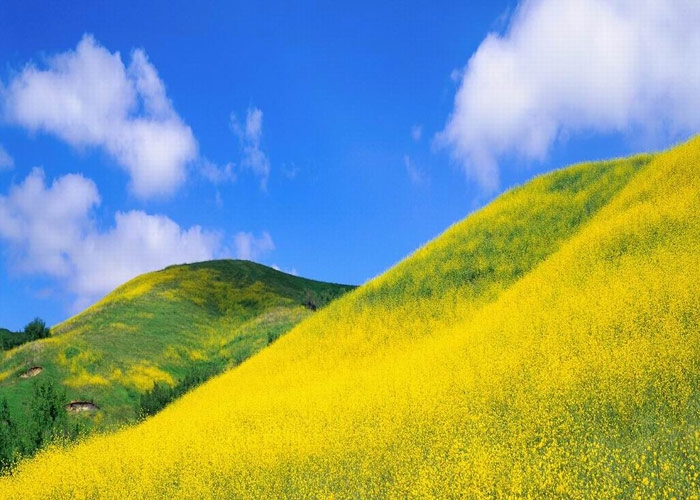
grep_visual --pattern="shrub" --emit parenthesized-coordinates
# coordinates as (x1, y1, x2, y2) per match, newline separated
(26, 379, 67, 451)
(23, 318, 50, 341)
(0, 398, 17, 472)
(139, 362, 223, 418)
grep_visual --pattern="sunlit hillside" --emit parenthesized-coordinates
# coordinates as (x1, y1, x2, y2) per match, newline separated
(0, 260, 354, 427)
(2, 136, 699, 498)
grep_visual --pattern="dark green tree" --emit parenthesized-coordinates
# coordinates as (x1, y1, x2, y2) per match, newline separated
(138, 381, 173, 418)
(0, 397, 16, 471)
(23, 317, 50, 341)
(26, 380, 67, 451)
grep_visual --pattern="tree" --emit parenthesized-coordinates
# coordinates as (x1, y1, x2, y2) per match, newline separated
(26, 380, 67, 451)
(0, 397, 16, 471)
(24, 317, 50, 341)
(302, 290, 318, 311)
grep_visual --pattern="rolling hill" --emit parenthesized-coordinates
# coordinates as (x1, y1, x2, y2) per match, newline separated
(1, 136, 699, 498)
(0, 260, 354, 428)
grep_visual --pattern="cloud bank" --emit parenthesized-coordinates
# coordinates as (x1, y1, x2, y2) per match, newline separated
(2, 35, 197, 198)
(438, 0, 700, 190)
(0, 169, 222, 308)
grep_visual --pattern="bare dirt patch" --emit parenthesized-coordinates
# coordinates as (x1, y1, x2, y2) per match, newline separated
(19, 366, 43, 378)
(65, 401, 100, 413)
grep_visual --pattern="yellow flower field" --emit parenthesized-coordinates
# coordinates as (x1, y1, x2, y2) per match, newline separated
(1, 137, 699, 498)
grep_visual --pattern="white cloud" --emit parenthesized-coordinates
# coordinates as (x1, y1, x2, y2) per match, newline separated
(0, 168, 100, 277)
(410, 125, 423, 142)
(201, 159, 236, 184)
(404, 155, 427, 186)
(438, 0, 700, 191)
(0, 144, 13, 170)
(271, 264, 298, 276)
(71, 211, 220, 299)
(282, 163, 299, 180)
(2, 34, 197, 198)
(233, 231, 275, 261)
(230, 107, 270, 189)
(0, 169, 223, 308)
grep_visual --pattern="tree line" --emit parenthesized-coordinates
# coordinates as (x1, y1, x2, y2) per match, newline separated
(0, 318, 51, 351)
(0, 379, 82, 473)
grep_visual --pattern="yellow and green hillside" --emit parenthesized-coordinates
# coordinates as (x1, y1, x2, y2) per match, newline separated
(0, 260, 354, 427)
(2, 136, 699, 498)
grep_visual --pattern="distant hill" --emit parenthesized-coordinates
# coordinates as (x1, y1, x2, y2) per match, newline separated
(0, 260, 354, 428)
(2, 136, 699, 498)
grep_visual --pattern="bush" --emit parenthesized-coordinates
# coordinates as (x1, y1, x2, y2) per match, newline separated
(139, 362, 222, 418)
(23, 318, 50, 341)
(0, 397, 17, 472)
(0, 380, 74, 475)
(26, 379, 68, 451)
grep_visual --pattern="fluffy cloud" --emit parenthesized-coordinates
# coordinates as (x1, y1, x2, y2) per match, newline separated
(0, 168, 100, 277)
(233, 231, 275, 261)
(438, 0, 700, 191)
(71, 211, 221, 299)
(2, 35, 197, 198)
(0, 169, 221, 308)
(230, 107, 270, 189)
(0, 145, 13, 170)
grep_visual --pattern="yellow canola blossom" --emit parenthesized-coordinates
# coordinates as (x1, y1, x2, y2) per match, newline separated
(1, 138, 700, 498)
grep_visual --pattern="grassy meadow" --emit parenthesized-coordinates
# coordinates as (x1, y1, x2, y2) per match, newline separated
(0, 260, 354, 429)
(1, 136, 699, 498)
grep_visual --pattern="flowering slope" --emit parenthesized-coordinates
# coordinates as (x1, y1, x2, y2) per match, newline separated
(2, 137, 699, 498)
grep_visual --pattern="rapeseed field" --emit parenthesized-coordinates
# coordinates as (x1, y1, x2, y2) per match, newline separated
(1, 137, 698, 498)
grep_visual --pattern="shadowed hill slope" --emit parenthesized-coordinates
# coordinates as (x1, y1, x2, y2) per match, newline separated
(2, 137, 699, 498)
(0, 260, 354, 427)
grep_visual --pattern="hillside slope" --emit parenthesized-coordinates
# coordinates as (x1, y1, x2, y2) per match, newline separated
(2, 137, 699, 498)
(0, 260, 354, 427)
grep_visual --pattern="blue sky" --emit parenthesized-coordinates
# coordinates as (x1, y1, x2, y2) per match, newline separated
(1, 0, 699, 331)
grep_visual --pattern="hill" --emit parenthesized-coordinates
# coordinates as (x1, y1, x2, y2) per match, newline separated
(1, 136, 699, 498)
(0, 260, 354, 429)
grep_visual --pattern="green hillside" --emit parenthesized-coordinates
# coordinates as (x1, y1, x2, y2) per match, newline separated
(1, 136, 699, 498)
(0, 260, 354, 428)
